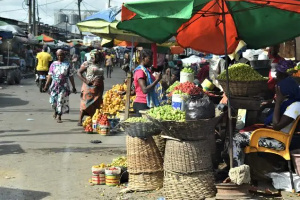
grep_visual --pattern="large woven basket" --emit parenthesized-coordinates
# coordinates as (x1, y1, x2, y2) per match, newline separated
(126, 136, 163, 174)
(128, 171, 163, 191)
(148, 115, 222, 141)
(164, 140, 212, 173)
(218, 79, 268, 97)
(121, 122, 161, 139)
(163, 170, 216, 200)
(153, 134, 167, 159)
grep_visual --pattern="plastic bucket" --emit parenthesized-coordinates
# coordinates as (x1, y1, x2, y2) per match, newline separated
(180, 71, 194, 83)
(172, 94, 190, 111)
(99, 125, 110, 135)
(201, 79, 215, 92)
(105, 167, 121, 186)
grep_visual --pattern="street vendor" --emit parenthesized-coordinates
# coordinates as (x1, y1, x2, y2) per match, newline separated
(232, 60, 300, 167)
(77, 50, 105, 126)
(133, 49, 162, 116)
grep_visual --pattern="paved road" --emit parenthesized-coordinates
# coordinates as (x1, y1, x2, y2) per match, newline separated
(0, 67, 131, 200)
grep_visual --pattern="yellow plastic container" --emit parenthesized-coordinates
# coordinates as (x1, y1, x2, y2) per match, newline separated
(201, 79, 215, 92)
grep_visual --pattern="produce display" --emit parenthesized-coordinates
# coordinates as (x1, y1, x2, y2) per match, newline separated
(166, 81, 180, 93)
(181, 67, 194, 73)
(172, 90, 188, 95)
(147, 105, 186, 121)
(125, 117, 148, 123)
(84, 124, 93, 133)
(102, 83, 136, 115)
(287, 64, 300, 77)
(218, 63, 267, 81)
(83, 116, 92, 128)
(93, 163, 106, 170)
(108, 156, 127, 168)
(167, 82, 202, 97)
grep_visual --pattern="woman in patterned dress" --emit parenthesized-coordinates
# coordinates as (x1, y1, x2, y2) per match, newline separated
(77, 50, 104, 126)
(43, 49, 77, 123)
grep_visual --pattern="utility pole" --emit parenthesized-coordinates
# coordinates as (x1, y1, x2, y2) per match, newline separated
(32, 0, 36, 35)
(28, 0, 32, 34)
(77, 0, 83, 38)
(108, 0, 111, 8)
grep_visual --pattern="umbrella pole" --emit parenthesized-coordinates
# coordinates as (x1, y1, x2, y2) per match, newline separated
(124, 37, 135, 120)
(221, 0, 234, 169)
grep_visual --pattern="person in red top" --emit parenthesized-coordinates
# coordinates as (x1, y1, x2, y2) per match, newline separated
(133, 49, 162, 116)
(268, 45, 285, 91)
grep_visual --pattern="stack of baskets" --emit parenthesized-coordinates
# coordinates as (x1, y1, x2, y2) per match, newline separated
(126, 136, 164, 191)
(163, 140, 216, 200)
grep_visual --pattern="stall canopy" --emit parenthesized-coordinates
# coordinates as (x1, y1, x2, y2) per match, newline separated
(83, 6, 121, 23)
(36, 34, 54, 42)
(118, 0, 300, 55)
(0, 22, 26, 37)
(0, 31, 13, 39)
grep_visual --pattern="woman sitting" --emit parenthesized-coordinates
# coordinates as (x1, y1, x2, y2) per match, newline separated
(233, 60, 300, 167)
(77, 50, 105, 126)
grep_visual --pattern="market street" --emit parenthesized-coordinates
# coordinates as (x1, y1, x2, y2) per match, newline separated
(0, 67, 132, 200)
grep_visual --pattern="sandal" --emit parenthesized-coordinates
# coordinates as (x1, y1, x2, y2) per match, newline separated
(77, 122, 82, 126)
(57, 119, 62, 123)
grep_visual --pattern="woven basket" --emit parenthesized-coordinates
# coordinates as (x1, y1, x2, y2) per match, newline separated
(218, 79, 268, 97)
(121, 122, 161, 139)
(126, 136, 163, 174)
(164, 140, 212, 173)
(163, 170, 216, 200)
(153, 134, 167, 159)
(128, 171, 163, 191)
(148, 116, 222, 141)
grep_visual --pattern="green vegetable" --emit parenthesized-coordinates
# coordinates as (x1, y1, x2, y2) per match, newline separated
(218, 63, 267, 81)
(182, 67, 194, 73)
(173, 90, 188, 95)
(167, 81, 180, 93)
(125, 117, 148, 123)
(147, 105, 185, 122)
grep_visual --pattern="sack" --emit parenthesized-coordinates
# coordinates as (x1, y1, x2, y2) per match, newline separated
(186, 95, 215, 120)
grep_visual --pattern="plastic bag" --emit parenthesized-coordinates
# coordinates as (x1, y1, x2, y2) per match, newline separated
(266, 172, 300, 192)
(186, 95, 215, 120)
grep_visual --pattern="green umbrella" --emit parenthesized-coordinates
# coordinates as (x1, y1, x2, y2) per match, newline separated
(118, 0, 300, 54)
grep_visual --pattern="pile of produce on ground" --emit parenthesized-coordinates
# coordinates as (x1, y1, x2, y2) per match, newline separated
(82, 109, 110, 134)
(102, 83, 136, 116)
(89, 156, 127, 186)
(167, 82, 202, 97)
(218, 63, 267, 81)
(147, 105, 186, 121)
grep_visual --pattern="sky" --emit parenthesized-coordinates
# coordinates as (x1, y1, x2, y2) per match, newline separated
(0, 0, 135, 25)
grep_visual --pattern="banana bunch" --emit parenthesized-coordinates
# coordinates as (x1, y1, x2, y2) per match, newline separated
(92, 163, 106, 169)
(82, 116, 92, 128)
(218, 63, 267, 81)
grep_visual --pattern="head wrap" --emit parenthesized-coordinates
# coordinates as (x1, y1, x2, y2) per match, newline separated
(276, 60, 295, 73)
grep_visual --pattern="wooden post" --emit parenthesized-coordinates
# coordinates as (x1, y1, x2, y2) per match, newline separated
(295, 37, 300, 61)
(124, 72, 132, 120)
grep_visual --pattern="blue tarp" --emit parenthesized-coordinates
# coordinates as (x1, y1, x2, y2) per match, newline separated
(83, 6, 121, 23)
(0, 31, 13, 39)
